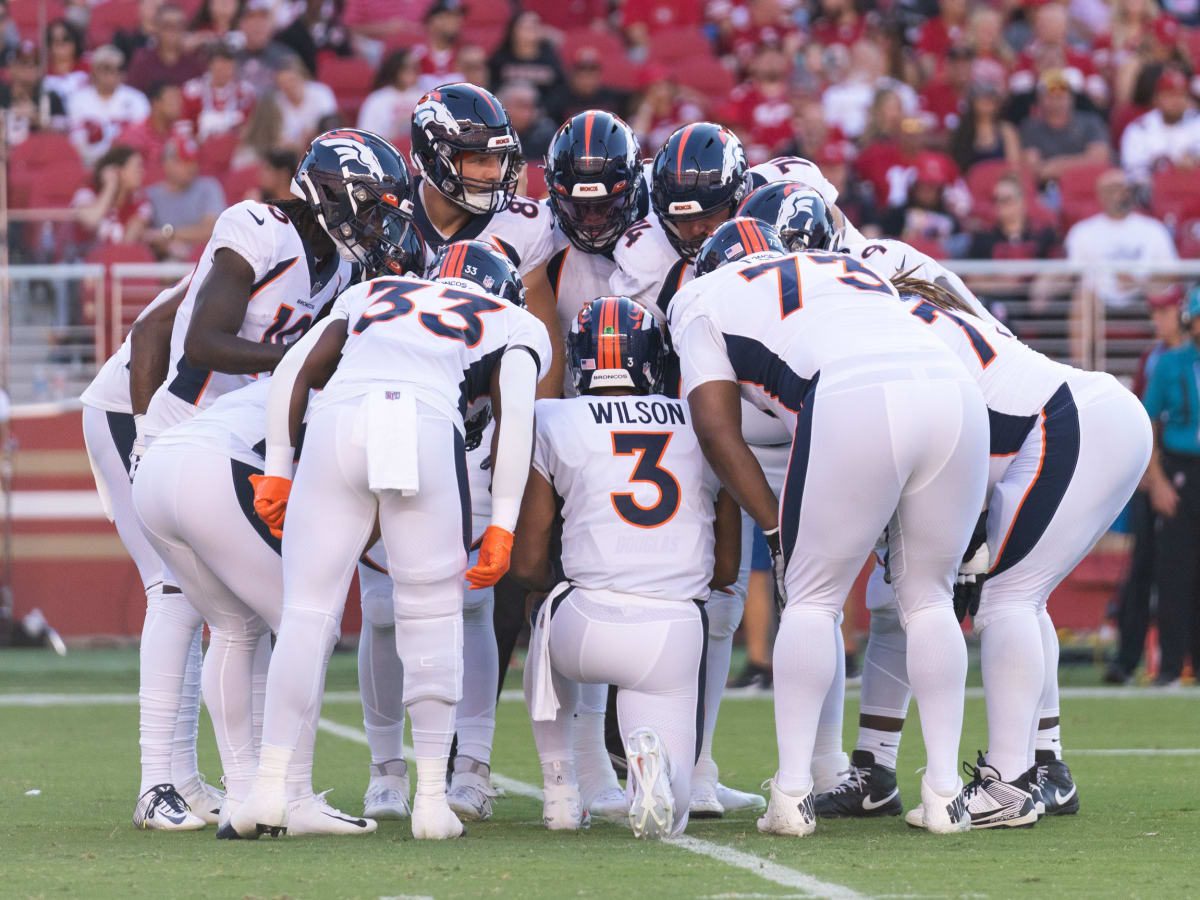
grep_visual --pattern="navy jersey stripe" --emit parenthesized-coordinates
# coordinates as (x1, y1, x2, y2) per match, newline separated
(988, 408, 1039, 456)
(458, 346, 506, 416)
(722, 333, 812, 413)
(655, 258, 689, 319)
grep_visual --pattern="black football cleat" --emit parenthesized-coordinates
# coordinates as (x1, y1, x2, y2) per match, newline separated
(814, 750, 903, 818)
(1035, 750, 1080, 816)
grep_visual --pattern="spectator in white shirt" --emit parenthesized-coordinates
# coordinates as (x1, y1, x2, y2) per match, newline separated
(821, 39, 918, 140)
(356, 48, 422, 142)
(1120, 67, 1200, 185)
(68, 45, 151, 167)
(273, 53, 338, 150)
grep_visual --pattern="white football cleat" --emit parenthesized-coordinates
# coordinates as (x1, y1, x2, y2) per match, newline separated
(229, 778, 287, 838)
(543, 782, 589, 831)
(286, 791, 377, 836)
(625, 727, 675, 839)
(447, 770, 496, 822)
(716, 782, 766, 814)
(176, 774, 224, 825)
(904, 775, 970, 834)
(411, 794, 465, 839)
(364, 761, 411, 820)
(133, 783, 207, 831)
(216, 798, 247, 840)
(756, 777, 816, 836)
(585, 785, 628, 824)
(689, 777, 724, 818)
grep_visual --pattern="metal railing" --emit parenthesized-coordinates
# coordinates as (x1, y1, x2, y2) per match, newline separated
(3, 258, 1200, 404)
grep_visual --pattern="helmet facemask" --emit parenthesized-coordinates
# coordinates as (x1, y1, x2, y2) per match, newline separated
(301, 169, 418, 277)
(423, 139, 524, 215)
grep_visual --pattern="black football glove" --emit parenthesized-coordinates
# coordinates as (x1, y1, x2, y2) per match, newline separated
(762, 526, 788, 614)
(953, 510, 990, 622)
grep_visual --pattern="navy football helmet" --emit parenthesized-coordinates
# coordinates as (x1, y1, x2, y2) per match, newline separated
(411, 82, 524, 214)
(568, 296, 665, 395)
(545, 110, 646, 254)
(431, 239, 526, 307)
(737, 182, 837, 253)
(651, 123, 749, 260)
(292, 128, 419, 276)
(694, 217, 788, 278)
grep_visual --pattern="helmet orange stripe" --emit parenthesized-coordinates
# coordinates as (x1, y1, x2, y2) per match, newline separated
(599, 298, 613, 369)
(602, 298, 619, 369)
(747, 220, 767, 253)
(583, 110, 595, 156)
(736, 218, 761, 254)
(675, 124, 696, 175)
(467, 83, 499, 118)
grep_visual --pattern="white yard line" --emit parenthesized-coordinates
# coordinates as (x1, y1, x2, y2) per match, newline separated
(315, 716, 865, 900)
(499, 686, 1200, 702)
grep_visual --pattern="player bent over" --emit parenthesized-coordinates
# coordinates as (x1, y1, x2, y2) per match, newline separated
(512, 296, 740, 837)
(232, 259, 551, 840)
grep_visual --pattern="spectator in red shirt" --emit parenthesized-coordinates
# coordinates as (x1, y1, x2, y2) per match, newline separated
(412, 0, 467, 92)
(126, 4, 206, 93)
(182, 40, 256, 142)
(879, 150, 966, 252)
(809, 0, 869, 49)
(915, 0, 969, 76)
(187, 0, 244, 56)
(723, 0, 803, 73)
(966, 5, 1014, 78)
(949, 79, 1021, 173)
(855, 93, 919, 206)
(629, 64, 704, 152)
(1009, 2, 1109, 110)
(71, 144, 152, 248)
(621, 0, 702, 60)
(117, 81, 188, 183)
(721, 48, 795, 164)
(920, 45, 975, 134)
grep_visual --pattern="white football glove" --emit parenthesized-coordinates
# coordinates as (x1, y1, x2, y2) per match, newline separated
(128, 413, 149, 482)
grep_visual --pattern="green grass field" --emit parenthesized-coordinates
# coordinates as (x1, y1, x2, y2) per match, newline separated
(2, 648, 1197, 900)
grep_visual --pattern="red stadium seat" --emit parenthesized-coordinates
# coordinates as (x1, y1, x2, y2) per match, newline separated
(522, 0, 609, 31)
(1151, 165, 1200, 228)
(671, 58, 734, 100)
(964, 160, 1038, 227)
(83, 242, 159, 342)
(1109, 103, 1147, 147)
(1058, 161, 1111, 229)
(9, 0, 66, 36)
(466, 0, 513, 27)
(903, 236, 947, 259)
(560, 27, 636, 90)
(461, 22, 505, 53)
(523, 162, 547, 200)
(9, 131, 79, 171)
(221, 165, 262, 204)
(648, 26, 714, 65)
(87, 0, 140, 48)
(317, 53, 374, 117)
(26, 158, 88, 207)
(1176, 217, 1200, 258)
(197, 131, 239, 177)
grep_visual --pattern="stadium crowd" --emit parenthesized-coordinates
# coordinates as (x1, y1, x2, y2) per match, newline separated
(3, 0, 1200, 272)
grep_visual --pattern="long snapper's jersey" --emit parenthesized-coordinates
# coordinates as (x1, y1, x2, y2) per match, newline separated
(747, 156, 838, 206)
(412, 179, 556, 278)
(610, 212, 687, 320)
(546, 225, 620, 398)
(533, 394, 720, 600)
(314, 275, 552, 428)
(81, 274, 192, 414)
(671, 250, 965, 427)
(153, 377, 277, 469)
(843, 237, 1001, 326)
(146, 200, 358, 429)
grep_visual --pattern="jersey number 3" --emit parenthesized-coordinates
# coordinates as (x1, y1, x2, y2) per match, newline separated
(610, 432, 681, 529)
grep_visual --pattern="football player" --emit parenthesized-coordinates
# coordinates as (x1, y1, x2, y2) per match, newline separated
(401, 84, 565, 821)
(512, 296, 740, 837)
(672, 218, 989, 836)
(233, 243, 551, 841)
(134, 127, 413, 827)
(81, 276, 223, 829)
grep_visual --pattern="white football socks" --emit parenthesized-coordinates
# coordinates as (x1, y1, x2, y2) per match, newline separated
(979, 610, 1044, 781)
(1036, 608, 1064, 760)
(772, 606, 839, 795)
(904, 606, 968, 795)
(456, 595, 498, 765)
(358, 621, 407, 765)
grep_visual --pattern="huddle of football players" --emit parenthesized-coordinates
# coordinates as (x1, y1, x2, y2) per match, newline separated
(80, 80, 1152, 841)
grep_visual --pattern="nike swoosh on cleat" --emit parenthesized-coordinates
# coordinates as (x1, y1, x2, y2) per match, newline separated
(322, 812, 369, 827)
(1054, 786, 1076, 805)
(862, 789, 899, 811)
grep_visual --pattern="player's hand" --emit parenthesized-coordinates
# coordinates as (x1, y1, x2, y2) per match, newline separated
(466, 525, 513, 589)
(953, 511, 990, 622)
(762, 526, 788, 614)
(249, 474, 291, 539)
(128, 414, 149, 483)
(953, 573, 984, 622)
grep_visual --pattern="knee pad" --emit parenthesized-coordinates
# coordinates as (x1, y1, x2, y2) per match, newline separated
(395, 612, 462, 705)
(868, 605, 905, 647)
(358, 563, 394, 628)
(704, 589, 744, 641)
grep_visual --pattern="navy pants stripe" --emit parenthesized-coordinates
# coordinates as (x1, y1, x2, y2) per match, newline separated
(780, 373, 820, 566)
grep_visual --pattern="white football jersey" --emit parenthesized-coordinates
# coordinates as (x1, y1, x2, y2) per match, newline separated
(747, 156, 838, 207)
(316, 275, 552, 428)
(533, 394, 720, 600)
(153, 377, 276, 469)
(610, 213, 687, 318)
(413, 179, 556, 278)
(81, 275, 192, 414)
(844, 237, 1001, 326)
(147, 200, 357, 430)
(546, 227, 622, 399)
(671, 250, 963, 426)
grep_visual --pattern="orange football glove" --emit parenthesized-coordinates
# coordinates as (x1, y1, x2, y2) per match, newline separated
(466, 525, 514, 589)
(249, 474, 291, 539)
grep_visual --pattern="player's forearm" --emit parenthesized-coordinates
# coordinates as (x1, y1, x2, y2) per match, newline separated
(184, 327, 288, 375)
(264, 316, 344, 476)
(128, 301, 184, 415)
(522, 268, 565, 398)
(490, 350, 539, 532)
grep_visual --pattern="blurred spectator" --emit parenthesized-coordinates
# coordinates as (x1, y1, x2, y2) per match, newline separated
(721, 0, 803, 73)
(721, 47, 794, 164)
(1161, 0, 1200, 27)
(113, 0, 163, 62)
(780, 96, 851, 163)
(71, 144, 151, 246)
(147, 135, 226, 259)
(1120, 68, 1200, 185)
(919, 45, 975, 133)
(42, 20, 88, 106)
(1009, 2, 1108, 109)
(182, 40, 256, 141)
(274, 54, 338, 151)
(68, 45, 151, 168)
(256, 147, 299, 201)
(822, 40, 917, 139)
(1094, 0, 1158, 105)
(498, 81, 556, 160)
(855, 93, 919, 206)
(809, 0, 869, 48)
(0, 1, 21, 67)
(457, 45, 490, 91)
(968, 173, 1058, 260)
(559, 46, 631, 120)
(412, 0, 467, 92)
(879, 151, 966, 251)
(949, 79, 1021, 172)
(1065, 168, 1177, 310)
(0, 41, 68, 146)
(1020, 69, 1111, 184)
(629, 65, 704, 151)
(966, 5, 1013, 78)
(621, 0, 703, 61)
(127, 4, 206, 92)
(238, 0, 295, 93)
(277, 0, 353, 77)
(357, 49, 423, 141)
(116, 82, 188, 179)
(915, 0, 969, 75)
(489, 11, 567, 121)
(815, 141, 879, 234)
(1106, 285, 1185, 684)
(188, 0, 245, 54)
